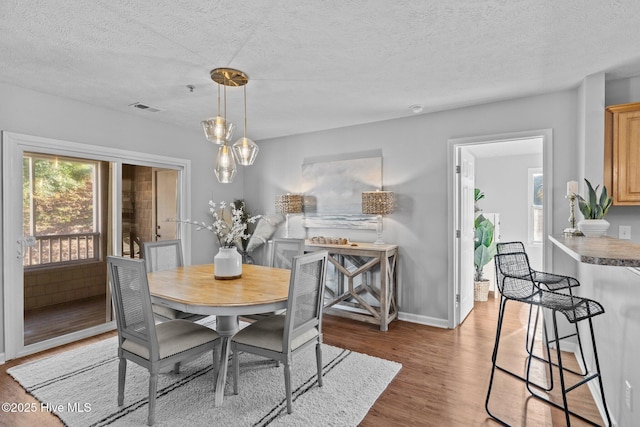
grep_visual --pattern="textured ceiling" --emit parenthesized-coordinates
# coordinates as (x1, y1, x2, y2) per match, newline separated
(2, 0, 640, 141)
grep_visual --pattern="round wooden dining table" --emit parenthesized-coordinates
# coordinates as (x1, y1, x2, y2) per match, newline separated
(146, 263, 291, 406)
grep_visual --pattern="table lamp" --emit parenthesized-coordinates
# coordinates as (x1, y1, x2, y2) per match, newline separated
(275, 194, 303, 238)
(362, 190, 394, 245)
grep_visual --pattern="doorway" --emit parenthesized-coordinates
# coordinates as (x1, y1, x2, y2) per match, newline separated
(122, 165, 179, 259)
(448, 130, 553, 328)
(2, 132, 190, 359)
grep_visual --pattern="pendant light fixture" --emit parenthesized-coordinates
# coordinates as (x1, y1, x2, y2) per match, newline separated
(205, 67, 258, 183)
(232, 84, 259, 165)
(214, 143, 237, 184)
(201, 77, 235, 144)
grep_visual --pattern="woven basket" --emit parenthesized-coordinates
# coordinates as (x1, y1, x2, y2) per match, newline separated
(474, 280, 490, 302)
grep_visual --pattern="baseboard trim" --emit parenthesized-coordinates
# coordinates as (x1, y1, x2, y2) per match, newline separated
(398, 312, 449, 329)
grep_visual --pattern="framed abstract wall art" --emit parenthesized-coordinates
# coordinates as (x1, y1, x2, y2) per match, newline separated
(301, 150, 382, 229)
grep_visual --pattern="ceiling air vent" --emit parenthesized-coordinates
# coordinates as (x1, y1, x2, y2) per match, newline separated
(128, 102, 163, 113)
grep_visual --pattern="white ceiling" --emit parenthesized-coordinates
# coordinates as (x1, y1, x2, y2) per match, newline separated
(2, 1, 640, 141)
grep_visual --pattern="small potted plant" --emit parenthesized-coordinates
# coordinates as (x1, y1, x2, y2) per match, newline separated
(576, 179, 613, 237)
(474, 213, 497, 301)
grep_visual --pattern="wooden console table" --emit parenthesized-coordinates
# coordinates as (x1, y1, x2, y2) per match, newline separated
(304, 240, 398, 331)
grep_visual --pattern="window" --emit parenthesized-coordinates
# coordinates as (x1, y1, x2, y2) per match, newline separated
(528, 168, 543, 244)
(23, 153, 100, 267)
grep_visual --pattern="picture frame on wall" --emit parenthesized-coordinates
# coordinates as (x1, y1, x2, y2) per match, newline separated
(301, 149, 382, 229)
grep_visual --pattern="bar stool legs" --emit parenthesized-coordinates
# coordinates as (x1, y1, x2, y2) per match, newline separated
(524, 313, 612, 426)
(485, 297, 553, 426)
(525, 290, 589, 378)
(487, 304, 611, 426)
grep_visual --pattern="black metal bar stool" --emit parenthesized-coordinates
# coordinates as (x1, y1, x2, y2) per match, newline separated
(496, 241, 588, 376)
(486, 251, 611, 426)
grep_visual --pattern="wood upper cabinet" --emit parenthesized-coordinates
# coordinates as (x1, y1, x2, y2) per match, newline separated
(605, 102, 640, 205)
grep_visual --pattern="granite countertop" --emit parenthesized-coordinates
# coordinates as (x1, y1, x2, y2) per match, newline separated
(549, 235, 640, 267)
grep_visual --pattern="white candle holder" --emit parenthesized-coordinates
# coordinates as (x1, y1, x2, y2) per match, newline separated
(563, 194, 583, 236)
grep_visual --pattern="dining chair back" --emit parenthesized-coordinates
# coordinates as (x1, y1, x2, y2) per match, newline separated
(270, 238, 305, 269)
(232, 250, 328, 414)
(143, 239, 183, 273)
(110, 256, 157, 348)
(142, 240, 205, 322)
(284, 251, 326, 347)
(107, 256, 219, 426)
(243, 237, 306, 322)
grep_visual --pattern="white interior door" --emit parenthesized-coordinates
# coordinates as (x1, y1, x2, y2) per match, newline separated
(456, 147, 476, 324)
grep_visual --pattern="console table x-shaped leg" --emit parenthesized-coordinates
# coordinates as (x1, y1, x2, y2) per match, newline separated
(306, 242, 398, 331)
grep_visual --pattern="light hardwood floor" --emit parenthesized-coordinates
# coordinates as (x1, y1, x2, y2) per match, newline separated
(1, 293, 605, 426)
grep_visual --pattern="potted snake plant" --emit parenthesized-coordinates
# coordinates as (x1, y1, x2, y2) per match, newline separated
(576, 179, 613, 237)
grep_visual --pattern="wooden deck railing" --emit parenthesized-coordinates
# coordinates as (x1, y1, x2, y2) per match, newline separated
(23, 232, 100, 267)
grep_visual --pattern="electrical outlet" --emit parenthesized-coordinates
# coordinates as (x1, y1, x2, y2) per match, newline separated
(619, 225, 632, 240)
(625, 380, 633, 411)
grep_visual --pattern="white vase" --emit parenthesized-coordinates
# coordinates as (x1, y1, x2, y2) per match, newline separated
(577, 219, 610, 237)
(214, 247, 242, 279)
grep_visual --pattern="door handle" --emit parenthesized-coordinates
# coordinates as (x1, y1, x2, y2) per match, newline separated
(18, 236, 37, 260)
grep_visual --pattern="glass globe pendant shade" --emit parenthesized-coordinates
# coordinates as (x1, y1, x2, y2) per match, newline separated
(201, 116, 236, 144)
(232, 136, 259, 166)
(214, 144, 237, 183)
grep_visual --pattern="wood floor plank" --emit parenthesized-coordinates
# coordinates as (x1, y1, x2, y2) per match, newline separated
(24, 295, 108, 346)
(0, 294, 604, 426)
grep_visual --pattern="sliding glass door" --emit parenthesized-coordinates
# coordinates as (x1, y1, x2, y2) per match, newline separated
(22, 153, 110, 346)
(2, 132, 190, 359)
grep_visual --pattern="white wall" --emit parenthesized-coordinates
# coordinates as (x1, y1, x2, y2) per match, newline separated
(573, 257, 640, 426)
(244, 89, 579, 325)
(0, 82, 244, 354)
(475, 153, 543, 269)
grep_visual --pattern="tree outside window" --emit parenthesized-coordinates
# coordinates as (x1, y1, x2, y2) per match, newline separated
(23, 154, 99, 267)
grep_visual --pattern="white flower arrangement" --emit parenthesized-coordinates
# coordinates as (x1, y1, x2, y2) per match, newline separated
(179, 200, 260, 248)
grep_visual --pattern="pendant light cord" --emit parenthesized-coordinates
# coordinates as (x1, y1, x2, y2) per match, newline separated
(217, 83, 221, 115)
(223, 76, 228, 130)
(243, 85, 248, 137)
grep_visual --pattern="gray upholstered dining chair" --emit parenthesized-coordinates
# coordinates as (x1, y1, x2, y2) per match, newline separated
(142, 240, 205, 322)
(107, 256, 220, 426)
(231, 250, 328, 414)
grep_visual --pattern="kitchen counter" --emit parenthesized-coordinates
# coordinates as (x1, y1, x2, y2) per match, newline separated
(549, 234, 640, 267)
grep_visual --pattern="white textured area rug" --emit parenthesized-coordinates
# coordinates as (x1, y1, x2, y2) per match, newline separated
(8, 319, 401, 427)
